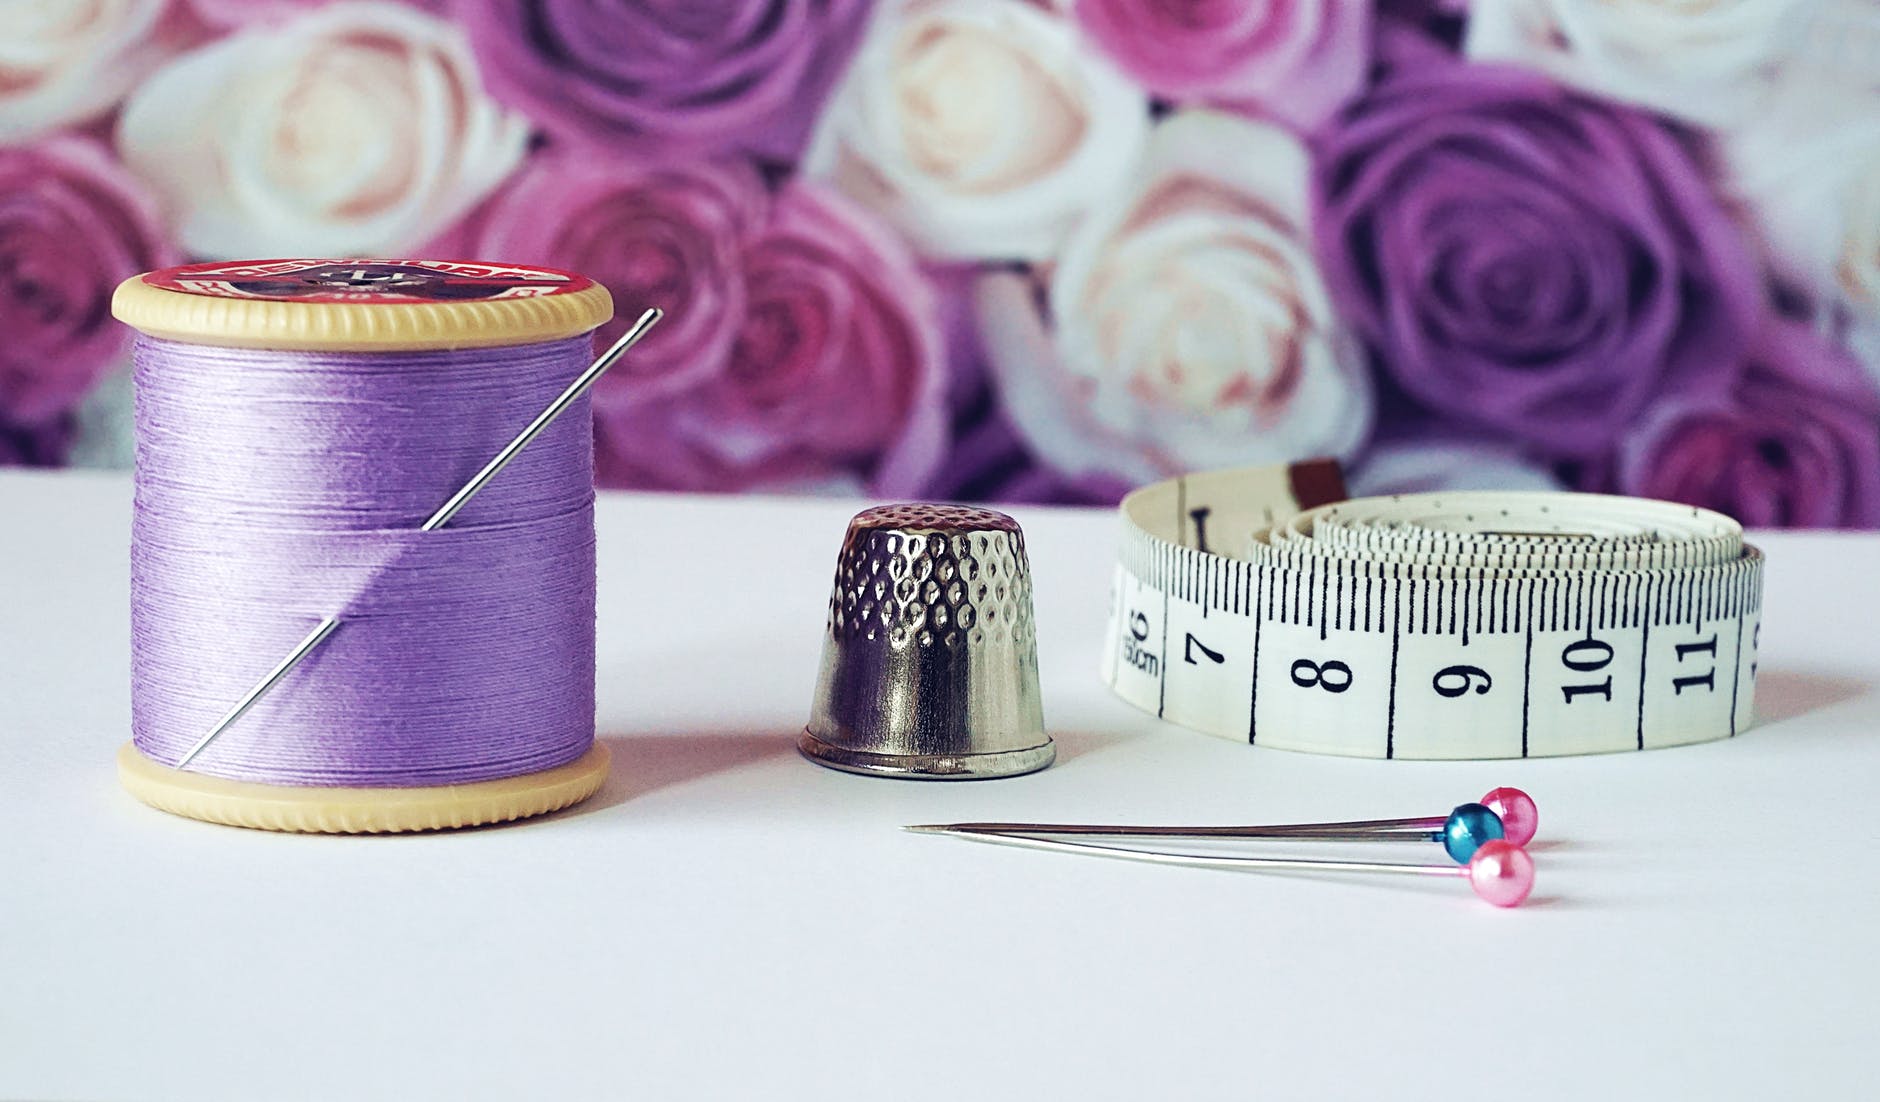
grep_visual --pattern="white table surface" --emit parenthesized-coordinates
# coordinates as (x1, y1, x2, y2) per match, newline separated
(2, 469, 1877, 1101)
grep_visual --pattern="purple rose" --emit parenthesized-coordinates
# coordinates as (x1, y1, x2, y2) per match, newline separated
(432, 152, 767, 400)
(457, 0, 870, 161)
(0, 138, 172, 452)
(1376, 0, 1469, 68)
(920, 404, 1132, 506)
(595, 184, 947, 494)
(1615, 320, 1880, 528)
(1074, 0, 1369, 132)
(1315, 65, 1760, 456)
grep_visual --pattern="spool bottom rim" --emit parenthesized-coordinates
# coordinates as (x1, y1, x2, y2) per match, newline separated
(116, 741, 610, 833)
(798, 729, 1055, 780)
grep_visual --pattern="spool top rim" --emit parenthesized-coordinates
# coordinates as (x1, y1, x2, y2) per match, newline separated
(113, 258, 615, 351)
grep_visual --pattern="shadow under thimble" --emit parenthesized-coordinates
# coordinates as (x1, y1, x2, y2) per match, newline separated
(802, 503, 1054, 780)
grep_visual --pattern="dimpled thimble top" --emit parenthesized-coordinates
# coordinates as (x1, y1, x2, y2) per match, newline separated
(826, 504, 1034, 655)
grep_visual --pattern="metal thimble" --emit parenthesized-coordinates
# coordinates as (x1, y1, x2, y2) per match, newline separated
(802, 503, 1054, 779)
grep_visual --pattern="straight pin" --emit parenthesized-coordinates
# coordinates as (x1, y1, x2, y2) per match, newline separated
(909, 788, 1538, 864)
(911, 829, 1537, 907)
(174, 308, 664, 770)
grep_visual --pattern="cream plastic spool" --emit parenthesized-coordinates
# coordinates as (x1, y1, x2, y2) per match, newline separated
(113, 258, 616, 832)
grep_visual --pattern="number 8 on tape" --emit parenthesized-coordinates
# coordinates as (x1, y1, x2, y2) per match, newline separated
(1102, 465, 1764, 759)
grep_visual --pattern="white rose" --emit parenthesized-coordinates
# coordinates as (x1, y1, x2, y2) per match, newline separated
(1347, 438, 1564, 498)
(976, 110, 1373, 487)
(1465, 0, 1810, 126)
(117, 2, 527, 258)
(1722, 4, 1880, 337)
(0, 0, 182, 141)
(805, 0, 1148, 262)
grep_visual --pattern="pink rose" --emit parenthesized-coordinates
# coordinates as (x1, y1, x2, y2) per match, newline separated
(1074, 0, 1371, 132)
(1615, 319, 1880, 528)
(439, 158, 946, 494)
(0, 138, 173, 440)
(433, 153, 768, 399)
(597, 185, 947, 494)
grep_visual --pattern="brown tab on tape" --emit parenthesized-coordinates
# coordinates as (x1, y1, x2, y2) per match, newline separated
(1287, 457, 1349, 510)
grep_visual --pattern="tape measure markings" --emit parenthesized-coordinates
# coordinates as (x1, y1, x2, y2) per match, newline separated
(1104, 466, 1763, 760)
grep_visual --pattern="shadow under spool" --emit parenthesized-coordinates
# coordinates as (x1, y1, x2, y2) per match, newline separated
(111, 259, 618, 833)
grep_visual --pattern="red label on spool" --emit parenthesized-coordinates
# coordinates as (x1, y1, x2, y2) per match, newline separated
(141, 259, 596, 304)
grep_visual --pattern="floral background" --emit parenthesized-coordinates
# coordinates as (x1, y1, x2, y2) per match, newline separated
(4, 0, 1879, 526)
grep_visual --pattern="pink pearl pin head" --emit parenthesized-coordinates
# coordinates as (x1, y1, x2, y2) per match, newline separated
(1467, 840, 1535, 907)
(1480, 787, 1538, 846)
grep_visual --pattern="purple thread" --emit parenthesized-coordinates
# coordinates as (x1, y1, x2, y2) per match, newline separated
(130, 334, 597, 787)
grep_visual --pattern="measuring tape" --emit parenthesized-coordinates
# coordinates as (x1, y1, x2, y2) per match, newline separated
(1101, 464, 1764, 758)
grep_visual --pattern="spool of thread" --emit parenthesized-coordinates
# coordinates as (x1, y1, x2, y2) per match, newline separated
(111, 259, 616, 833)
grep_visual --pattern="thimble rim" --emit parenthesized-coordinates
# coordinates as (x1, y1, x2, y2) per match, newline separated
(798, 729, 1054, 780)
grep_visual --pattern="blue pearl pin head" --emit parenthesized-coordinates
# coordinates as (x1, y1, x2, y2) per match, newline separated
(1440, 802, 1506, 863)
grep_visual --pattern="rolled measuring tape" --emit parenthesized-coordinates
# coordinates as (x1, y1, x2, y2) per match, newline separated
(1102, 463, 1764, 758)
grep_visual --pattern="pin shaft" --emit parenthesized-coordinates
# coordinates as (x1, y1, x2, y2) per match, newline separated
(905, 815, 1448, 842)
(174, 308, 663, 769)
(920, 829, 1464, 877)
